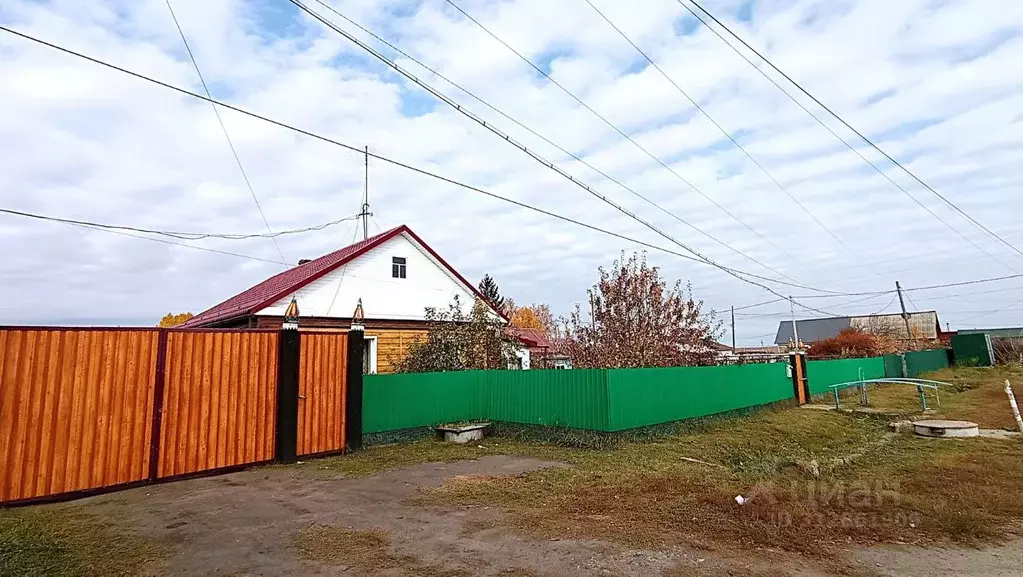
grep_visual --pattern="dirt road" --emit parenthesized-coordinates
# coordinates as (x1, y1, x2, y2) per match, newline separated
(69, 455, 1023, 576)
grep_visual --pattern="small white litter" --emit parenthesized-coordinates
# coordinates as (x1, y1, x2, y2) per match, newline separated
(735, 495, 747, 505)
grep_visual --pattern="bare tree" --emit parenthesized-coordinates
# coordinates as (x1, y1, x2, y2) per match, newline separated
(993, 337, 1023, 365)
(561, 252, 721, 368)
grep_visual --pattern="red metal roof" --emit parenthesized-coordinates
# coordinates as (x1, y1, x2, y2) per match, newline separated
(503, 327, 552, 349)
(183, 225, 504, 327)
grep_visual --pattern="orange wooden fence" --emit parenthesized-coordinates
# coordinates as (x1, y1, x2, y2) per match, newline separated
(298, 333, 348, 456)
(0, 329, 159, 502)
(0, 326, 352, 504)
(156, 331, 279, 478)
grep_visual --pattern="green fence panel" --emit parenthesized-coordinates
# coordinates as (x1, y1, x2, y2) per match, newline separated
(806, 357, 886, 396)
(604, 363, 793, 431)
(364, 369, 611, 433)
(950, 333, 994, 367)
(483, 369, 610, 430)
(883, 354, 904, 379)
(904, 349, 950, 377)
(363, 371, 486, 433)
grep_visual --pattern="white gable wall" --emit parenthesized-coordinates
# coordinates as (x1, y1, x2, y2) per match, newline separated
(257, 232, 482, 320)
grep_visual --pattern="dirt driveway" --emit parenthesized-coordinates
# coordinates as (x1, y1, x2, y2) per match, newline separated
(55, 453, 1019, 577)
(77, 456, 687, 577)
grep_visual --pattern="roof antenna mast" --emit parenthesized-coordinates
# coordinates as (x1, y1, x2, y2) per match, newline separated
(358, 145, 373, 241)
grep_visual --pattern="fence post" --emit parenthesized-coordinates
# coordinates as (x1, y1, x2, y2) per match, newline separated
(148, 329, 169, 481)
(789, 352, 809, 404)
(345, 301, 366, 452)
(275, 302, 301, 464)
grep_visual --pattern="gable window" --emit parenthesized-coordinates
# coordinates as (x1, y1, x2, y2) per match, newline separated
(392, 256, 406, 279)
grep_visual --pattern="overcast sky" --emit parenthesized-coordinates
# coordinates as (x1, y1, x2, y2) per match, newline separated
(1, 0, 1021, 343)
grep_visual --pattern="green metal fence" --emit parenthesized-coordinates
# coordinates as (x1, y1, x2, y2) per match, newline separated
(483, 369, 611, 430)
(604, 363, 792, 431)
(883, 354, 903, 379)
(805, 357, 886, 396)
(362, 371, 486, 433)
(363, 369, 609, 433)
(363, 350, 952, 435)
(904, 349, 950, 377)
(950, 333, 994, 367)
(364, 363, 791, 434)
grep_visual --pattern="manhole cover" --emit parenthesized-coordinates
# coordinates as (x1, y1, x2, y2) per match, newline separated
(913, 419, 979, 438)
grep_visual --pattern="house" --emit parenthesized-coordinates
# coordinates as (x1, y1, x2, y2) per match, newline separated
(774, 311, 941, 346)
(712, 342, 788, 364)
(182, 225, 504, 373)
(503, 327, 573, 370)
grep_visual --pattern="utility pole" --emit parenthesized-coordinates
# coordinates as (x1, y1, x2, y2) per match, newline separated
(358, 145, 372, 241)
(896, 281, 912, 339)
(896, 281, 911, 379)
(728, 306, 736, 351)
(789, 296, 800, 349)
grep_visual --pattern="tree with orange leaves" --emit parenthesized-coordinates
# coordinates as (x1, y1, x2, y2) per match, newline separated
(158, 312, 194, 327)
(509, 303, 556, 338)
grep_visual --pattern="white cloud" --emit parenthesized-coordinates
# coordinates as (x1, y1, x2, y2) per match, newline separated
(1, 0, 1021, 341)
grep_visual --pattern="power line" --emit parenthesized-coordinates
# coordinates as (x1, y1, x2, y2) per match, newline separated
(303, 0, 801, 285)
(0, 207, 360, 241)
(955, 298, 1023, 323)
(735, 292, 890, 317)
(676, 0, 1020, 271)
(278, 3, 847, 305)
(326, 219, 362, 316)
(732, 297, 786, 311)
(581, 0, 843, 246)
(788, 272, 1023, 301)
(286, 0, 810, 290)
(439, 0, 805, 267)
(869, 295, 899, 316)
(903, 291, 922, 313)
(0, 24, 854, 312)
(163, 0, 288, 264)
(909, 284, 1023, 302)
(905, 273, 1023, 293)
(68, 222, 287, 265)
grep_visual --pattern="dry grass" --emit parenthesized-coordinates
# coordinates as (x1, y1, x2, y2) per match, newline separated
(411, 369, 1023, 557)
(879, 365, 1023, 429)
(294, 525, 473, 577)
(306, 437, 586, 478)
(0, 505, 166, 577)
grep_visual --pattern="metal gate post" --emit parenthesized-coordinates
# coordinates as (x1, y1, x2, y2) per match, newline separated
(345, 300, 366, 452)
(275, 300, 301, 464)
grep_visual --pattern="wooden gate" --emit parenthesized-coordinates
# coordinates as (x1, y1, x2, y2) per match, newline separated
(298, 333, 348, 456)
(0, 325, 360, 505)
(0, 328, 159, 502)
(156, 330, 279, 478)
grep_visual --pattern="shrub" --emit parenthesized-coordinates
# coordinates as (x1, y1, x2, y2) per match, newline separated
(808, 328, 897, 359)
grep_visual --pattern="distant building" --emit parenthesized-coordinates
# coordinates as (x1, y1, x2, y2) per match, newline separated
(957, 327, 1023, 339)
(774, 311, 941, 345)
(713, 342, 788, 363)
(503, 327, 572, 370)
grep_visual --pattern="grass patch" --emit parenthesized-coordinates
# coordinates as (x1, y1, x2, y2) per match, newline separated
(411, 370, 1023, 556)
(294, 525, 470, 576)
(293, 368, 1022, 562)
(309, 436, 588, 478)
(0, 505, 165, 577)
(864, 365, 1023, 429)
